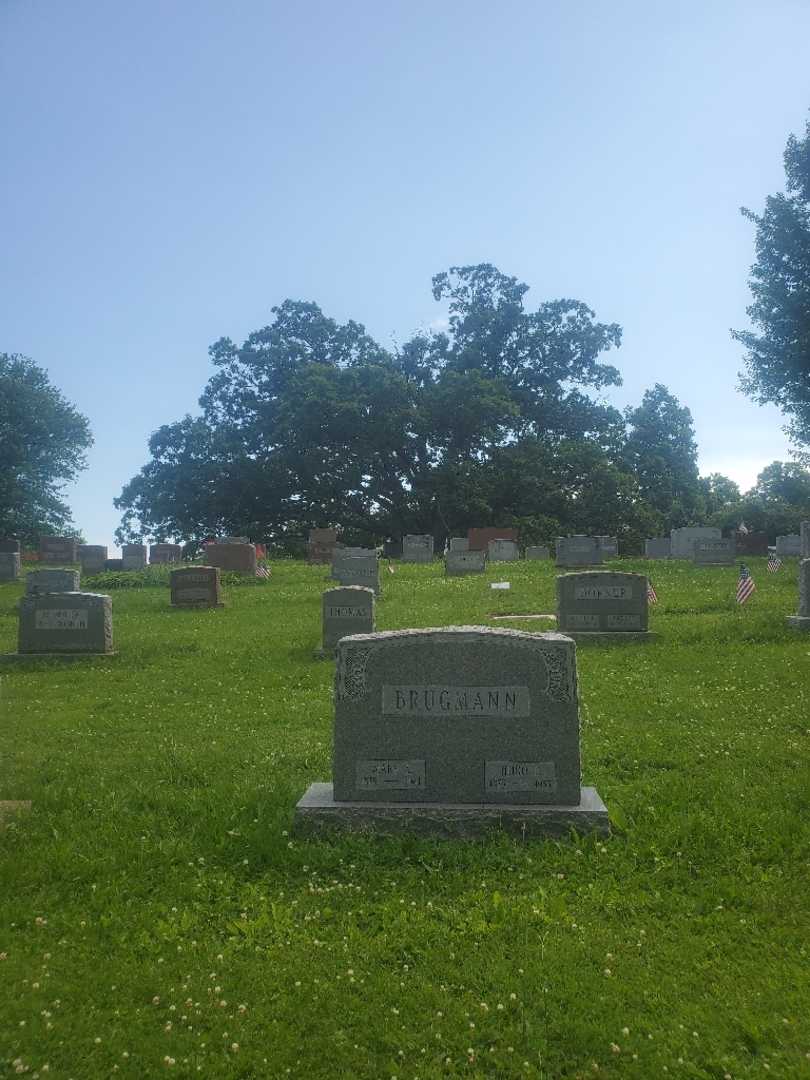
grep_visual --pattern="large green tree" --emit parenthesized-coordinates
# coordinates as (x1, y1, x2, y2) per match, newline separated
(0, 353, 92, 544)
(116, 265, 626, 543)
(734, 116, 810, 454)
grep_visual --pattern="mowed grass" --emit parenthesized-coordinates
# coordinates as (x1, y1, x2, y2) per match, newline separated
(1, 557, 810, 1080)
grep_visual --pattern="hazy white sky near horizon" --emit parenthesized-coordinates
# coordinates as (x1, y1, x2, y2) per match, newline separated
(2, 0, 808, 550)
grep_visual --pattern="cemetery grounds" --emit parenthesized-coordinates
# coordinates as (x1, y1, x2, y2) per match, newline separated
(1, 558, 809, 1079)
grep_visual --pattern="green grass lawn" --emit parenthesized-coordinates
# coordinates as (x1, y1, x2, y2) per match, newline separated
(1, 557, 810, 1079)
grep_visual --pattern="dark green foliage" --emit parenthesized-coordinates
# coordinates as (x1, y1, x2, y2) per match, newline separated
(0, 353, 92, 543)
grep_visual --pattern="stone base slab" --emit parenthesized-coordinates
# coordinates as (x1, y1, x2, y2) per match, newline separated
(294, 782, 610, 839)
(786, 616, 810, 630)
(561, 632, 656, 643)
(0, 651, 117, 663)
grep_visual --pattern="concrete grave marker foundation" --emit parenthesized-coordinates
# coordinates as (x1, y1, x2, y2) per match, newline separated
(295, 626, 609, 839)
(556, 571, 652, 640)
(170, 566, 224, 608)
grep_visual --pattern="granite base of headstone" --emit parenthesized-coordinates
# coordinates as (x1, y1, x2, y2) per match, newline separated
(488, 539, 520, 562)
(693, 538, 736, 565)
(294, 626, 609, 839)
(205, 542, 257, 575)
(39, 536, 78, 564)
(670, 527, 720, 559)
(26, 569, 80, 596)
(776, 534, 802, 557)
(316, 585, 375, 658)
(78, 545, 108, 574)
(170, 566, 224, 608)
(786, 559, 810, 630)
(525, 545, 550, 560)
(150, 543, 183, 564)
(556, 571, 652, 640)
(445, 550, 487, 576)
(644, 538, 671, 559)
(15, 592, 114, 656)
(0, 553, 21, 582)
(402, 534, 434, 563)
(122, 544, 148, 571)
(555, 536, 603, 567)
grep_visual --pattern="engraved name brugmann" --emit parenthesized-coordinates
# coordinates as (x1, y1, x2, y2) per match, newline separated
(382, 685, 530, 716)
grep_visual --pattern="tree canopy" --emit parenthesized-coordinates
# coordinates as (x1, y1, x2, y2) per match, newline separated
(734, 116, 810, 455)
(116, 264, 713, 549)
(0, 353, 92, 544)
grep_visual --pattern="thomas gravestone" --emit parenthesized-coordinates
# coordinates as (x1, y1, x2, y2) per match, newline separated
(320, 586, 375, 654)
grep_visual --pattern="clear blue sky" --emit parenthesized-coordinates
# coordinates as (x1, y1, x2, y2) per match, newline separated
(2, 0, 809, 549)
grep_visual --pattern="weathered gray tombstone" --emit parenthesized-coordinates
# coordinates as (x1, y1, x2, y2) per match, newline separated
(644, 538, 672, 559)
(525, 545, 550, 560)
(802, 522, 810, 559)
(669, 527, 720, 559)
(0, 553, 21, 582)
(331, 546, 375, 580)
(26, 569, 80, 596)
(121, 544, 147, 571)
(596, 536, 619, 559)
(488, 539, 520, 562)
(776, 534, 802, 557)
(205, 542, 257, 575)
(448, 537, 470, 552)
(556, 571, 651, 639)
(318, 585, 375, 656)
(78, 545, 108, 574)
(294, 626, 609, 838)
(0, 539, 20, 553)
(308, 528, 338, 565)
(402, 534, 434, 563)
(150, 543, 183, 564)
(693, 538, 736, 565)
(555, 536, 602, 567)
(445, 550, 487, 576)
(17, 592, 113, 655)
(786, 559, 810, 630)
(337, 555, 380, 595)
(170, 566, 223, 608)
(39, 536, 78, 564)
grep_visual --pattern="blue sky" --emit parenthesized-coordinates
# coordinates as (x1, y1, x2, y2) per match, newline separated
(2, 0, 809, 549)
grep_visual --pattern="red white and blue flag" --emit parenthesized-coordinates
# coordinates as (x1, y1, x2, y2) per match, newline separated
(736, 564, 756, 604)
(767, 554, 783, 573)
(256, 564, 271, 578)
(647, 580, 658, 604)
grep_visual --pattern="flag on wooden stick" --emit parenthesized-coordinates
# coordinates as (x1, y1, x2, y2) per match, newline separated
(736, 564, 756, 604)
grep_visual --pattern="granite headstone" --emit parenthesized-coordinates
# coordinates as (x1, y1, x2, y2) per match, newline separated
(205, 542, 257, 575)
(488, 539, 520, 562)
(467, 527, 518, 552)
(39, 536, 78, 564)
(644, 538, 671, 559)
(555, 536, 603, 567)
(150, 543, 183, 564)
(693, 538, 736, 565)
(18, 592, 113, 655)
(776, 534, 802, 557)
(336, 555, 380, 595)
(556, 571, 650, 638)
(670, 527, 721, 559)
(121, 544, 147, 571)
(445, 550, 487, 576)
(525, 545, 550, 560)
(78, 545, 108, 574)
(308, 528, 338, 565)
(0, 553, 21, 582)
(26, 569, 80, 596)
(402, 534, 434, 564)
(170, 566, 223, 608)
(320, 586, 375, 653)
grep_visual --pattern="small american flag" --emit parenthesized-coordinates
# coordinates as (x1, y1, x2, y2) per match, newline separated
(647, 580, 658, 604)
(387, 562, 395, 574)
(736, 563, 756, 604)
(767, 554, 783, 573)
(256, 564, 271, 578)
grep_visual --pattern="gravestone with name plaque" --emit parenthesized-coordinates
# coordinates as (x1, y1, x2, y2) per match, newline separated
(644, 538, 671, 559)
(294, 626, 609, 838)
(445, 549, 486, 576)
(318, 585, 375, 655)
(556, 571, 651, 639)
(331, 547, 376, 580)
(525, 545, 550, 560)
(488, 539, 520, 562)
(402, 534, 434, 563)
(786, 559, 810, 631)
(556, 536, 603, 567)
(26, 569, 80, 596)
(39, 536, 78, 564)
(78, 545, 108, 574)
(670, 527, 721, 559)
(17, 592, 113, 655)
(693, 538, 735, 565)
(170, 566, 224, 608)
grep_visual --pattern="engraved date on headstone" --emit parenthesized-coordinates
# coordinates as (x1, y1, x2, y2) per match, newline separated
(485, 761, 556, 794)
(606, 614, 641, 629)
(563, 613, 600, 629)
(356, 759, 426, 790)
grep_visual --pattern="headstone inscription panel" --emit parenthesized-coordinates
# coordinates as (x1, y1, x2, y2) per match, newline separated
(445, 550, 486, 576)
(26, 569, 80, 596)
(525, 545, 550, 560)
(776, 534, 802, 557)
(488, 539, 520, 562)
(295, 627, 609, 838)
(78, 545, 108, 574)
(121, 544, 147, 571)
(39, 536, 78, 564)
(786, 559, 810, 630)
(18, 592, 113, 654)
(321, 586, 375, 652)
(555, 536, 603, 567)
(670, 527, 721, 559)
(205, 542, 257, 575)
(0, 553, 21, 582)
(693, 538, 736, 565)
(336, 555, 380, 595)
(556, 571, 650, 637)
(150, 543, 183, 564)
(402, 534, 434, 563)
(170, 566, 223, 608)
(644, 538, 671, 559)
